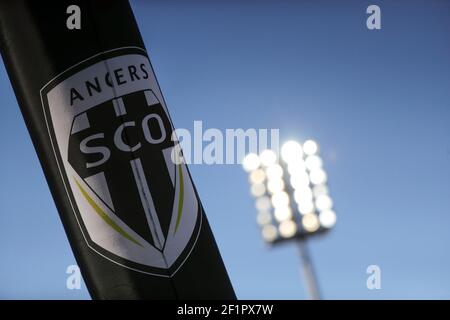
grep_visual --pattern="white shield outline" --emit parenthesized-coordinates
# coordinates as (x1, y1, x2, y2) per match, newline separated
(39, 47, 202, 277)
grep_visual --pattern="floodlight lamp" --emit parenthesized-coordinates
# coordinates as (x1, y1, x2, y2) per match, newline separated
(242, 153, 260, 172)
(302, 213, 320, 232)
(256, 210, 272, 225)
(249, 169, 266, 185)
(305, 155, 323, 171)
(251, 183, 266, 197)
(262, 224, 278, 242)
(271, 191, 290, 208)
(279, 220, 298, 238)
(267, 179, 285, 194)
(319, 209, 336, 228)
(255, 196, 271, 211)
(281, 140, 303, 163)
(315, 194, 333, 211)
(303, 140, 318, 156)
(260, 149, 277, 167)
(298, 201, 315, 215)
(309, 169, 327, 185)
(274, 206, 292, 222)
(266, 164, 283, 180)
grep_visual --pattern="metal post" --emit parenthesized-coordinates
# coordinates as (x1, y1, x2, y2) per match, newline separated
(297, 240, 321, 300)
(0, 0, 236, 300)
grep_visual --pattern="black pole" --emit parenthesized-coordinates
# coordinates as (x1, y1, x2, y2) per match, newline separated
(0, 0, 235, 299)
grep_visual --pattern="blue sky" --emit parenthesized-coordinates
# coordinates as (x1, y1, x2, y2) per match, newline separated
(1, 0, 450, 299)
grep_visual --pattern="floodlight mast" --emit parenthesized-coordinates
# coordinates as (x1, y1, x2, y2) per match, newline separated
(243, 139, 336, 300)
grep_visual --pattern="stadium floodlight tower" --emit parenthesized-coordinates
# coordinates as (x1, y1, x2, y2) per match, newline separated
(242, 139, 336, 300)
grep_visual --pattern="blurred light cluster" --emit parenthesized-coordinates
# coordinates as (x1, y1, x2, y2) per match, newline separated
(242, 140, 336, 244)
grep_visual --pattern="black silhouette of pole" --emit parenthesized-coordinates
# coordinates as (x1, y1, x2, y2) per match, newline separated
(0, 0, 235, 299)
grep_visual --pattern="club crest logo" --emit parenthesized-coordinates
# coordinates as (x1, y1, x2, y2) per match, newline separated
(40, 47, 201, 276)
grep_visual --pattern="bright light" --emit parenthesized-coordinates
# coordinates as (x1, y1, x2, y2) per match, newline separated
(255, 196, 271, 211)
(319, 209, 336, 228)
(303, 140, 318, 156)
(260, 149, 277, 167)
(305, 155, 322, 171)
(281, 141, 303, 163)
(245, 138, 334, 241)
(290, 172, 310, 189)
(294, 188, 313, 204)
(313, 184, 328, 197)
(271, 191, 289, 208)
(256, 210, 272, 225)
(249, 169, 265, 184)
(267, 178, 285, 194)
(298, 200, 314, 215)
(309, 169, 327, 185)
(242, 153, 260, 172)
(302, 213, 320, 232)
(266, 164, 283, 180)
(315, 194, 333, 211)
(287, 161, 306, 176)
(262, 224, 278, 242)
(279, 220, 297, 238)
(274, 206, 292, 221)
(251, 183, 266, 197)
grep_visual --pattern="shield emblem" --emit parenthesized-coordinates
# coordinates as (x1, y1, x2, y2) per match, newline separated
(40, 47, 201, 276)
